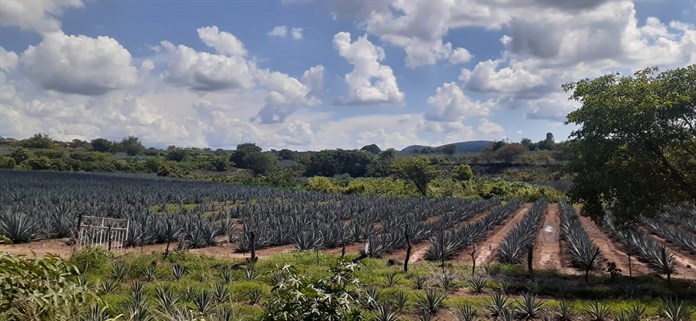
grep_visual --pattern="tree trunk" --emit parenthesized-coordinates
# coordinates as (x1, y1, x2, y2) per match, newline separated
(527, 244, 534, 279)
(404, 228, 412, 273)
(249, 231, 257, 263)
(471, 245, 477, 275)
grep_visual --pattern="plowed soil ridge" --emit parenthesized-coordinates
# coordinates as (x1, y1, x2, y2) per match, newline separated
(456, 204, 531, 265)
(576, 215, 651, 277)
(532, 204, 562, 271)
(639, 228, 696, 279)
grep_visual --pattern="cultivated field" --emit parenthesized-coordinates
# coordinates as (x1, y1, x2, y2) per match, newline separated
(2, 170, 696, 280)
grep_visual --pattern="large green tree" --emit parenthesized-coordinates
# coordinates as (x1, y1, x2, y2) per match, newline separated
(564, 66, 696, 224)
(392, 156, 441, 196)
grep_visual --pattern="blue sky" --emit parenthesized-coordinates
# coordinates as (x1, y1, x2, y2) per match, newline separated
(0, 0, 694, 151)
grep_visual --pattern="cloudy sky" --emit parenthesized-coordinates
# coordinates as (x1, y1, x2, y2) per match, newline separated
(0, 0, 694, 151)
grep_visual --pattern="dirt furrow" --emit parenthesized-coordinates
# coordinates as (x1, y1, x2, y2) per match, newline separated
(532, 203, 562, 271)
(639, 229, 696, 279)
(456, 204, 531, 265)
(577, 215, 651, 277)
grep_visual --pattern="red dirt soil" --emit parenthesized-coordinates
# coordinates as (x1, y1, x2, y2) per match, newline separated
(456, 204, 531, 265)
(640, 229, 696, 279)
(576, 215, 652, 277)
(532, 203, 564, 272)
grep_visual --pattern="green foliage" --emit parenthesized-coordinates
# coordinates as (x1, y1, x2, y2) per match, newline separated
(69, 247, 114, 274)
(10, 147, 33, 164)
(564, 66, 696, 224)
(493, 143, 526, 163)
(304, 149, 375, 178)
(306, 176, 343, 193)
(90, 138, 113, 153)
(452, 164, 473, 181)
(0, 253, 97, 321)
(0, 156, 16, 169)
(20, 133, 54, 149)
(262, 262, 363, 321)
(116, 136, 145, 156)
(392, 157, 441, 196)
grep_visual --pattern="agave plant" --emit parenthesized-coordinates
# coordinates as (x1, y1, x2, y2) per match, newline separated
(486, 292, 511, 319)
(220, 268, 233, 284)
(247, 288, 263, 305)
(415, 289, 446, 316)
(497, 200, 547, 264)
(390, 291, 409, 312)
(364, 286, 382, 310)
(192, 290, 214, 315)
(411, 275, 427, 290)
(142, 266, 156, 282)
(555, 299, 574, 321)
(98, 279, 120, 295)
(439, 273, 457, 292)
(467, 275, 487, 293)
(515, 293, 545, 319)
(559, 203, 603, 282)
(154, 285, 179, 316)
(0, 210, 38, 244)
(659, 297, 691, 321)
(372, 303, 401, 321)
(213, 283, 231, 304)
(584, 301, 612, 321)
(172, 264, 187, 281)
(110, 264, 130, 281)
(385, 272, 401, 287)
(454, 304, 477, 321)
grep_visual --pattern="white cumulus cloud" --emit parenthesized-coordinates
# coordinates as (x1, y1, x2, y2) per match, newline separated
(197, 26, 247, 56)
(268, 25, 289, 37)
(21, 32, 138, 95)
(333, 32, 404, 105)
(0, 0, 83, 34)
(425, 82, 490, 122)
(0, 47, 19, 72)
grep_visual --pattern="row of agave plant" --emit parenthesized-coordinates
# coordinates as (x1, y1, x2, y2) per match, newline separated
(603, 215, 676, 277)
(662, 204, 696, 235)
(424, 200, 524, 261)
(238, 196, 501, 254)
(558, 202, 602, 281)
(496, 200, 547, 264)
(0, 170, 501, 257)
(363, 198, 500, 258)
(641, 208, 696, 256)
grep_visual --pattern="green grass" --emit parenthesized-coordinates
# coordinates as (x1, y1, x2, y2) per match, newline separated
(66, 248, 696, 320)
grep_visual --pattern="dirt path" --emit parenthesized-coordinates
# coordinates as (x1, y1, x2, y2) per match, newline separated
(322, 242, 365, 256)
(640, 229, 696, 279)
(456, 204, 531, 265)
(0, 238, 300, 260)
(383, 209, 492, 264)
(532, 204, 563, 271)
(577, 215, 651, 277)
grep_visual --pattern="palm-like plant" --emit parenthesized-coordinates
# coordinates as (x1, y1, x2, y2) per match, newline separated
(454, 304, 477, 321)
(415, 289, 446, 316)
(486, 292, 511, 319)
(659, 297, 691, 321)
(584, 301, 612, 321)
(467, 275, 487, 293)
(0, 211, 38, 244)
(515, 293, 544, 319)
(372, 303, 400, 321)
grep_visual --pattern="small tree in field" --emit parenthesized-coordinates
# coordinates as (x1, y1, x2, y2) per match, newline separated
(392, 157, 441, 196)
(452, 164, 473, 181)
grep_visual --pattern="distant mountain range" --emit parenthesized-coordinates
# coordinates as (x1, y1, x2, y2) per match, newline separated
(401, 140, 493, 154)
